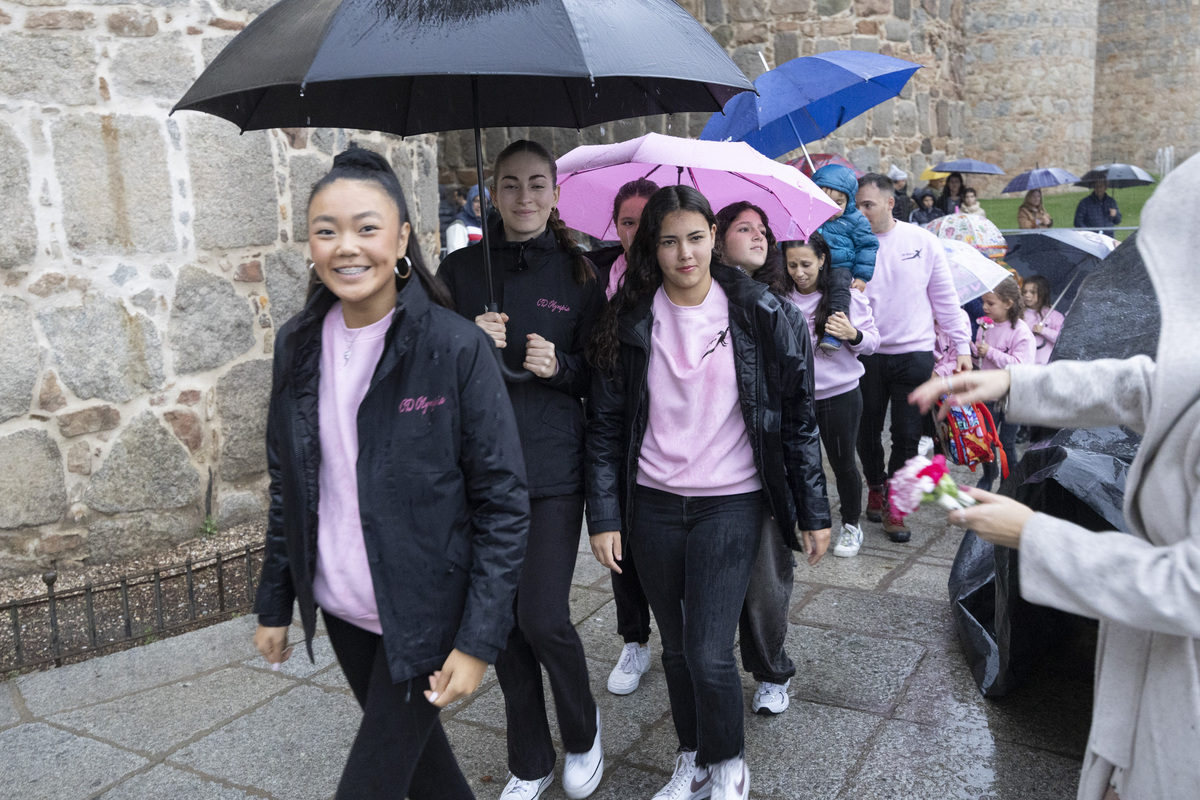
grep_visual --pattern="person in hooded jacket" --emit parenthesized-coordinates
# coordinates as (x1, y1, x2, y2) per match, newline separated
(888, 164, 915, 222)
(910, 187, 944, 225)
(438, 140, 607, 800)
(810, 164, 878, 353)
(587, 185, 831, 800)
(445, 184, 490, 254)
(909, 151, 1200, 800)
(253, 147, 529, 799)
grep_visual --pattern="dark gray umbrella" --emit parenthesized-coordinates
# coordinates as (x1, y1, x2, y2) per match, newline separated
(174, 0, 752, 134)
(174, 0, 752, 380)
(1076, 163, 1156, 189)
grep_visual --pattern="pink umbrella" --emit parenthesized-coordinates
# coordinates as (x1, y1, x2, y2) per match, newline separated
(556, 132, 840, 242)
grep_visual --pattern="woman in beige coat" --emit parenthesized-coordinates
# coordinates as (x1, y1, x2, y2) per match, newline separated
(911, 154, 1200, 800)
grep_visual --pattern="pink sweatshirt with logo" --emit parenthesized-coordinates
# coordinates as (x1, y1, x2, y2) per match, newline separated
(636, 281, 761, 497)
(1023, 307, 1065, 365)
(312, 303, 392, 634)
(973, 317, 1036, 371)
(787, 288, 879, 400)
(864, 221, 971, 356)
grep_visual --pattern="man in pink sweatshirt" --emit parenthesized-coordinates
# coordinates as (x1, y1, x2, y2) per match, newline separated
(854, 174, 973, 540)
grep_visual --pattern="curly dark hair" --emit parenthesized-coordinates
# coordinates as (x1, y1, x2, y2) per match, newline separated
(587, 185, 717, 374)
(781, 233, 833, 337)
(714, 201, 791, 297)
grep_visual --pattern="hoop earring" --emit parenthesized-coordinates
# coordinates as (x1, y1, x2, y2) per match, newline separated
(394, 256, 412, 279)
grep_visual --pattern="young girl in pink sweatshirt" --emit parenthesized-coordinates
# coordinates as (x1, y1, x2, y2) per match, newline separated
(972, 277, 1035, 490)
(1021, 275, 1065, 366)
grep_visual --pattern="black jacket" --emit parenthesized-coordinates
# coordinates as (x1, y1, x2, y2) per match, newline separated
(585, 265, 832, 550)
(892, 190, 915, 223)
(254, 279, 530, 683)
(438, 222, 605, 498)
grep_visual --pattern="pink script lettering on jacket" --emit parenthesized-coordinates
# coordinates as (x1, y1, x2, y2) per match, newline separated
(398, 395, 446, 415)
(536, 298, 571, 313)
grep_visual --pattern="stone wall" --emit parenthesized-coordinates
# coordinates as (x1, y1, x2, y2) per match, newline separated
(438, 0, 971, 186)
(1092, 0, 1200, 169)
(0, 0, 439, 576)
(960, 0, 1099, 195)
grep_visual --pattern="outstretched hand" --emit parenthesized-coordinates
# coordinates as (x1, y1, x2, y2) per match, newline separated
(909, 369, 1012, 420)
(947, 487, 1033, 550)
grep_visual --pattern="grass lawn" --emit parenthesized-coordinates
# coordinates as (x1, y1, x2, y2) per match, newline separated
(979, 184, 1156, 241)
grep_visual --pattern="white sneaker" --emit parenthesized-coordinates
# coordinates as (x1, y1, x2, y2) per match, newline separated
(709, 756, 749, 800)
(607, 642, 651, 695)
(751, 678, 790, 715)
(498, 772, 552, 800)
(652, 751, 711, 800)
(833, 523, 864, 558)
(562, 708, 603, 799)
(918, 435, 935, 457)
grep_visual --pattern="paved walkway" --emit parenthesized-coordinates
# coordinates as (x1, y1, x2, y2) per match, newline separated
(1, 462, 1093, 800)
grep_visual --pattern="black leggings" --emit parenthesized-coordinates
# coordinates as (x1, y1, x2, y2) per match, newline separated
(323, 611, 474, 800)
(816, 387, 864, 526)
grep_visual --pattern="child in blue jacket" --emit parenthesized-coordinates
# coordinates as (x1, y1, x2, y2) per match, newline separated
(811, 164, 879, 351)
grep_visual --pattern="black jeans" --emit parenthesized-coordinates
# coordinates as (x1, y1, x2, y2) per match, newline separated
(611, 542, 652, 645)
(816, 387, 864, 526)
(496, 494, 597, 780)
(323, 612, 474, 800)
(977, 406, 1016, 493)
(827, 266, 853, 318)
(738, 515, 795, 684)
(857, 351, 936, 486)
(632, 486, 763, 767)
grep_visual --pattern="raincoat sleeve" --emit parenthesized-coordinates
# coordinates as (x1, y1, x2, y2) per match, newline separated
(768, 303, 832, 531)
(1005, 355, 1153, 432)
(254, 329, 296, 628)
(585, 366, 627, 535)
(545, 266, 604, 398)
(849, 213, 878, 283)
(452, 328, 530, 663)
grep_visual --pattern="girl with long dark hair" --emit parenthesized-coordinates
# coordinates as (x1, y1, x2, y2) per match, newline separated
(587, 185, 830, 800)
(782, 234, 879, 558)
(438, 140, 606, 800)
(253, 146, 529, 799)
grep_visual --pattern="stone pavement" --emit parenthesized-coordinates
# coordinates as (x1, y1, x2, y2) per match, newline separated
(1, 461, 1094, 800)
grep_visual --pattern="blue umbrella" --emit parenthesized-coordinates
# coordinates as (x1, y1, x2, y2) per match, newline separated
(1002, 167, 1081, 194)
(699, 51, 920, 163)
(934, 158, 1005, 175)
(1077, 163, 1156, 189)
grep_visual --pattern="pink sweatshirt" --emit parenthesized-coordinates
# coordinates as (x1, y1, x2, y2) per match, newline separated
(1023, 307, 1065, 365)
(787, 288, 879, 400)
(312, 303, 392, 634)
(932, 324, 958, 377)
(865, 221, 971, 356)
(606, 253, 628, 300)
(973, 317, 1036, 371)
(636, 281, 761, 497)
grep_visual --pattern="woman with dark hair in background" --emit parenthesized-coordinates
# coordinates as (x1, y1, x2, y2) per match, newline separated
(587, 185, 830, 800)
(587, 177, 660, 697)
(439, 140, 606, 800)
(937, 171, 965, 215)
(254, 146, 530, 799)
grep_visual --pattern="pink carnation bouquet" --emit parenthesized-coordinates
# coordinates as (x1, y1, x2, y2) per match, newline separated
(888, 454, 978, 516)
(976, 315, 995, 330)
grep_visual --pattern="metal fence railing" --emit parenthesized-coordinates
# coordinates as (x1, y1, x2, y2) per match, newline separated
(1, 544, 265, 675)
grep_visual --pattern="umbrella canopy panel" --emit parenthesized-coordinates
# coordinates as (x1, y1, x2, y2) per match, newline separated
(1076, 163, 1156, 189)
(923, 213, 1007, 259)
(940, 239, 1014, 305)
(699, 51, 919, 158)
(934, 158, 1005, 175)
(1002, 167, 1080, 194)
(1004, 229, 1118, 311)
(556, 133, 841, 242)
(174, 0, 755, 135)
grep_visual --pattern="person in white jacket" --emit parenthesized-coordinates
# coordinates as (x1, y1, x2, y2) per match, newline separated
(909, 153, 1200, 800)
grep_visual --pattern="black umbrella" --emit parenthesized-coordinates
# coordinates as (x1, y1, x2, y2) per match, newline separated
(173, 0, 754, 380)
(1076, 163, 1156, 189)
(1004, 229, 1119, 312)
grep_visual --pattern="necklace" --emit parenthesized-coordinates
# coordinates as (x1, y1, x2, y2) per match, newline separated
(340, 314, 367, 367)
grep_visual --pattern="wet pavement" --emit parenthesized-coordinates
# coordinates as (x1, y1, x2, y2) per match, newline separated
(0, 458, 1093, 799)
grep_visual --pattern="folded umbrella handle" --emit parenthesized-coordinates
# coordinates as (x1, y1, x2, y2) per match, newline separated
(488, 303, 533, 384)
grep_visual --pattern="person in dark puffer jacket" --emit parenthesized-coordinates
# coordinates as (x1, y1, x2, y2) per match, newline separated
(811, 164, 879, 353)
(438, 139, 607, 800)
(253, 147, 529, 800)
